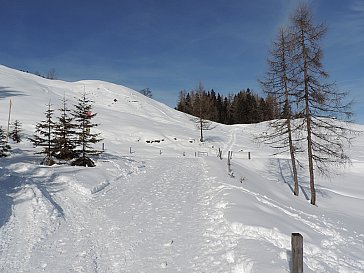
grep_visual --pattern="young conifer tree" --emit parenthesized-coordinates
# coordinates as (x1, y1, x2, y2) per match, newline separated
(9, 120, 22, 143)
(54, 95, 77, 160)
(0, 126, 11, 157)
(29, 103, 56, 166)
(71, 92, 103, 167)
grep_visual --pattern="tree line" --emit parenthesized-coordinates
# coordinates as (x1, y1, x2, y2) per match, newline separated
(176, 85, 280, 125)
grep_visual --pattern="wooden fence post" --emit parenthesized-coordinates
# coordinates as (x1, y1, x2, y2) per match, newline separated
(218, 148, 222, 160)
(291, 233, 303, 273)
(227, 151, 233, 175)
(248, 152, 251, 160)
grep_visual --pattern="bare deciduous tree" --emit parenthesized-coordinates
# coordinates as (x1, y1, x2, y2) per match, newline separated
(290, 4, 355, 205)
(259, 27, 303, 196)
(191, 82, 216, 142)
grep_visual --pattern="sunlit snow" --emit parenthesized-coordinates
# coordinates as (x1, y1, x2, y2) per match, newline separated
(0, 65, 363, 272)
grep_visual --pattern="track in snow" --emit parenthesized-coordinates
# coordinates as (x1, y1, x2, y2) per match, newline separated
(0, 157, 242, 272)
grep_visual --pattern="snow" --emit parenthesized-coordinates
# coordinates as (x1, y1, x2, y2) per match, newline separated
(0, 64, 363, 272)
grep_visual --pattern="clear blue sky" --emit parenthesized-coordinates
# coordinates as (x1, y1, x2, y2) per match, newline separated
(1, 0, 363, 123)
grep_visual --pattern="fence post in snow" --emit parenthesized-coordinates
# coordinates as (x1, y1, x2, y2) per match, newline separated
(248, 152, 251, 160)
(218, 148, 222, 160)
(227, 151, 232, 174)
(129, 147, 132, 154)
(291, 233, 303, 273)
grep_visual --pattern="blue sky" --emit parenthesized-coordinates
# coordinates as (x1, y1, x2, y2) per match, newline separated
(1, 0, 363, 123)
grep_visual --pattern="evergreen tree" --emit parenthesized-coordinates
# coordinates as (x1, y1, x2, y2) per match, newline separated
(139, 88, 153, 98)
(72, 92, 103, 167)
(9, 120, 22, 143)
(0, 126, 11, 157)
(176, 87, 280, 125)
(54, 95, 78, 160)
(29, 103, 56, 166)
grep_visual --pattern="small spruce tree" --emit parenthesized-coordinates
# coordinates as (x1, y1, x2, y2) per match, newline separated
(29, 103, 56, 166)
(54, 95, 77, 160)
(72, 92, 103, 167)
(9, 120, 22, 143)
(0, 126, 11, 157)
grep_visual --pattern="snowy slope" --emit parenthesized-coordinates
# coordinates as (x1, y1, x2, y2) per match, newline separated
(0, 65, 363, 272)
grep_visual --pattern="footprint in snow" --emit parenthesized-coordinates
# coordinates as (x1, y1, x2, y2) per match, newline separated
(163, 240, 174, 247)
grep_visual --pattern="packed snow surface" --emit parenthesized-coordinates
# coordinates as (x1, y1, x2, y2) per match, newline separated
(0, 65, 363, 272)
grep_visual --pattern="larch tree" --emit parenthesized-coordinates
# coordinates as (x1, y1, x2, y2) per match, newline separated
(191, 82, 215, 142)
(290, 4, 355, 205)
(259, 27, 303, 196)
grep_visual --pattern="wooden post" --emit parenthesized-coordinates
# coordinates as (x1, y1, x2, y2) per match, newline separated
(218, 148, 222, 160)
(291, 233, 303, 273)
(6, 99, 12, 142)
(248, 152, 251, 160)
(227, 151, 232, 174)
(102, 143, 105, 151)
(129, 147, 132, 154)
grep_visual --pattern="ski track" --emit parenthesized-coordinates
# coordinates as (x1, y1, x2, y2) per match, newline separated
(0, 184, 61, 273)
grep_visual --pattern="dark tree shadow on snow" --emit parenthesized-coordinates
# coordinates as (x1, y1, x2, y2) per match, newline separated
(0, 87, 27, 100)
(265, 158, 310, 200)
(266, 157, 332, 201)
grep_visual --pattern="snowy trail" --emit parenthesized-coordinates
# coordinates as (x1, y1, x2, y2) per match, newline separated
(0, 156, 243, 272)
(96, 156, 238, 272)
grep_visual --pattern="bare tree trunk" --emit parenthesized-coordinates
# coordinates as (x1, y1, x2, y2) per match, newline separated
(281, 32, 299, 195)
(200, 117, 203, 142)
(302, 27, 316, 205)
(287, 119, 299, 195)
(305, 94, 316, 204)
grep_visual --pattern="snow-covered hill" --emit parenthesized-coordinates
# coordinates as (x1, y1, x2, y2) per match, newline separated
(0, 65, 363, 272)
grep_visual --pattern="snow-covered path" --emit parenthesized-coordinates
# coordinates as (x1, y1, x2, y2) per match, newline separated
(0, 156, 239, 272)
